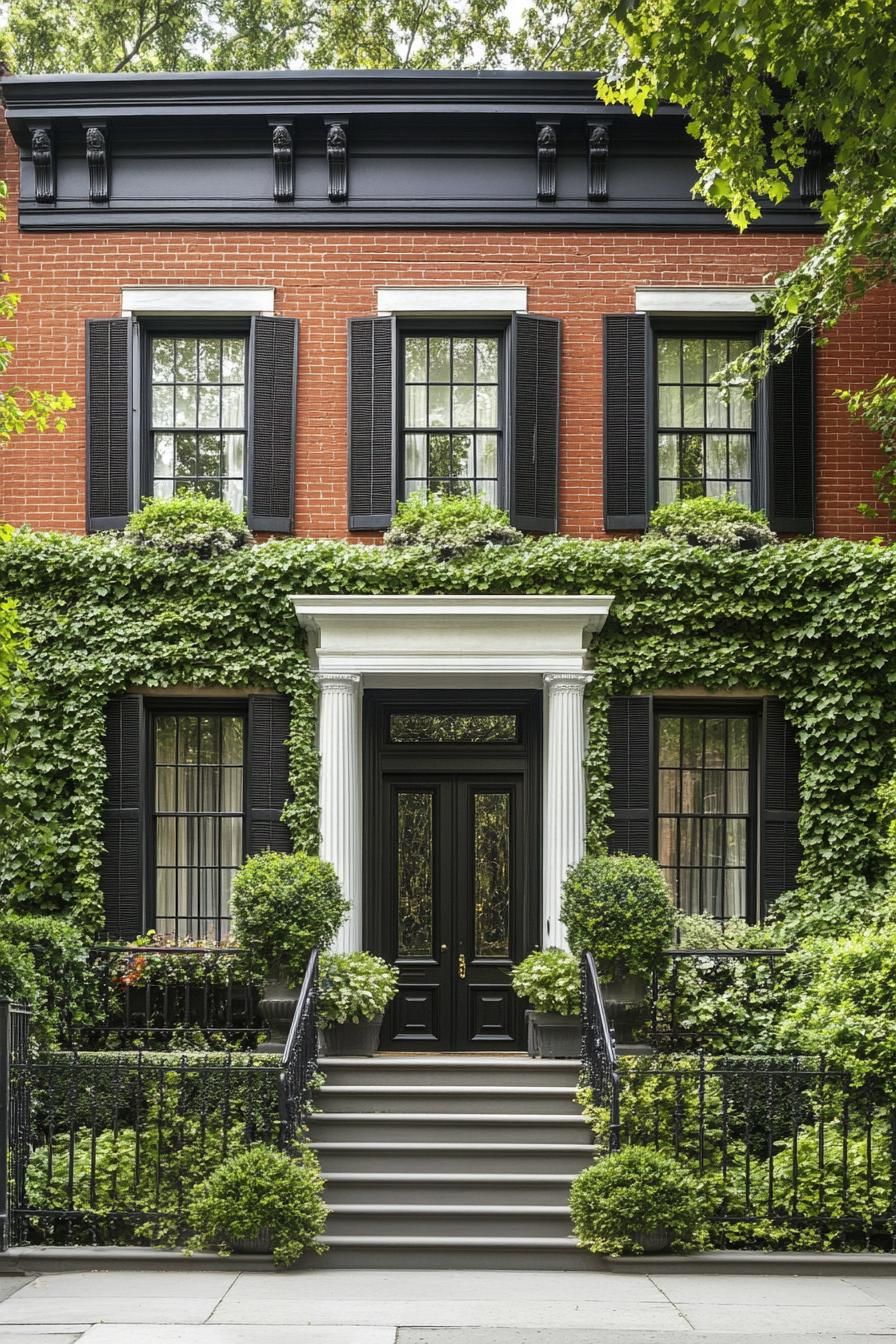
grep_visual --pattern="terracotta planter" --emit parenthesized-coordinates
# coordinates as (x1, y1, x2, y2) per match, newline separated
(319, 1013, 384, 1057)
(526, 1009, 581, 1059)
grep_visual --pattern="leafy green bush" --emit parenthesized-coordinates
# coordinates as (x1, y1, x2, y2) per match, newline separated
(230, 852, 348, 986)
(383, 493, 523, 557)
(777, 926, 896, 1092)
(570, 1147, 709, 1255)
(124, 490, 251, 557)
(318, 951, 398, 1025)
(647, 494, 776, 551)
(0, 913, 94, 1047)
(511, 948, 580, 1016)
(187, 1144, 327, 1267)
(561, 852, 674, 977)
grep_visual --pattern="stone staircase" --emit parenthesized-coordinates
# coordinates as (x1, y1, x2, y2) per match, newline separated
(309, 1054, 594, 1268)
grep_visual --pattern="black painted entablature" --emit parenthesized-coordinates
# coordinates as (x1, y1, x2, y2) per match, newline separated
(2, 69, 821, 232)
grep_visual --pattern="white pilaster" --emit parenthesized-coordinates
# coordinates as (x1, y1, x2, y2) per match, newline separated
(317, 673, 363, 953)
(542, 673, 591, 950)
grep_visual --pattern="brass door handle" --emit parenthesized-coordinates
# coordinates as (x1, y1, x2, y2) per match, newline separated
(440, 944, 448, 952)
(458, 953, 467, 979)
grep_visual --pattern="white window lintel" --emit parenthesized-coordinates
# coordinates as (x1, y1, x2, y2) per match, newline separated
(377, 286, 528, 317)
(120, 286, 275, 318)
(635, 287, 774, 316)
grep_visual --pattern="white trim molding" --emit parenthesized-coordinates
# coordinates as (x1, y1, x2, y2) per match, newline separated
(120, 286, 276, 317)
(376, 286, 528, 317)
(291, 593, 614, 952)
(634, 286, 774, 316)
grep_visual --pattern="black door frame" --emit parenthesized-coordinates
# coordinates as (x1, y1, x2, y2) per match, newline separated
(363, 689, 542, 1051)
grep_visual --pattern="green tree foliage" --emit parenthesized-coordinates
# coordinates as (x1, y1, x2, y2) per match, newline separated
(593, 0, 896, 512)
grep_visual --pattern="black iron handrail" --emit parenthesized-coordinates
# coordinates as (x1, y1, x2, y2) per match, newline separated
(278, 947, 320, 1145)
(581, 951, 620, 1153)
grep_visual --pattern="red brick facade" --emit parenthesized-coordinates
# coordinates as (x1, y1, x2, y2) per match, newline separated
(2, 140, 893, 541)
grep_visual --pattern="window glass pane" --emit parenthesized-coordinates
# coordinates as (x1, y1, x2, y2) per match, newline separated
(175, 434, 197, 475)
(474, 792, 511, 959)
(174, 384, 197, 428)
(198, 339, 221, 383)
(729, 388, 753, 430)
(682, 338, 704, 383)
(657, 337, 680, 383)
(198, 385, 221, 428)
(221, 386, 245, 428)
(658, 385, 681, 426)
(402, 331, 503, 503)
(656, 712, 753, 922)
(152, 709, 245, 942)
(154, 433, 174, 477)
(174, 339, 198, 382)
(152, 338, 175, 383)
(197, 434, 221, 477)
(397, 792, 433, 957)
(221, 338, 245, 383)
(153, 384, 174, 425)
(223, 434, 244, 478)
(682, 385, 704, 428)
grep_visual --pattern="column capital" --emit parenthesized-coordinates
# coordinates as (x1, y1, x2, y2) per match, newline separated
(316, 672, 362, 696)
(543, 672, 592, 696)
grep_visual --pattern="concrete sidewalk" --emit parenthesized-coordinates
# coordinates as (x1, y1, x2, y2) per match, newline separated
(2, 1267, 896, 1342)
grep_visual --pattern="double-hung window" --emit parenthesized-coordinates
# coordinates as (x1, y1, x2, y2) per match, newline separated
(148, 331, 248, 511)
(401, 331, 502, 504)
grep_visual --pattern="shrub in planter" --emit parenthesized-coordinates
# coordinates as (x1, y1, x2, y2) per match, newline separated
(561, 853, 674, 1040)
(187, 1144, 327, 1267)
(570, 1147, 709, 1256)
(318, 951, 398, 1056)
(646, 494, 776, 551)
(512, 948, 581, 1059)
(231, 852, 349, 1046)
(123, 489, 252, 557)
(383, 492, 523, 557)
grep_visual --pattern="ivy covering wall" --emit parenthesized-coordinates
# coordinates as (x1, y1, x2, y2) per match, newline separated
(1, 529, 894, 935)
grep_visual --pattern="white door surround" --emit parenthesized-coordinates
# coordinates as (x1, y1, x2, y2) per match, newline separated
(291, 593, 614, 953)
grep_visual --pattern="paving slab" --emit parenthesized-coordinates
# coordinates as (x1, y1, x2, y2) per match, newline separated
(652, 1274, 882, 1306)
(0, 1334, 83, 1344)
(211, 1269, 666, 1301)
(679, 1304, 896, 1335)
(8, 1272, 237, 1299)
(0, 1296, 222, 1326)
(81, 1328, 396, 1344)
(397, 1334, 896, 1344)
(849, 1282, 896, 1307)
(211, 1295, 687, 1330)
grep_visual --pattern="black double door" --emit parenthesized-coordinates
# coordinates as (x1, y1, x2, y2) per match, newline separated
(365, 693, 541, 1052)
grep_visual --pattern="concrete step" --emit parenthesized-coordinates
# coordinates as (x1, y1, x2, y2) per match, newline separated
(315, 1142, 594, 1176)
(322, 1172, 573, 1206)
(324, 1202, 573, 1238)
(308, 1112, 593, 1145)
(320, 1056, 581, 1089)
(318, 1084, 579, 1116)
(315, 1234, 591, 1270)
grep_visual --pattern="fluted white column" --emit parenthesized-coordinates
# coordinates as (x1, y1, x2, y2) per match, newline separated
(317, 673, 363, 953)
(542, 672, 591, 950)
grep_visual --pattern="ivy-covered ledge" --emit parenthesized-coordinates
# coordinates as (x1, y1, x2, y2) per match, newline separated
(1, 518, 895, 938)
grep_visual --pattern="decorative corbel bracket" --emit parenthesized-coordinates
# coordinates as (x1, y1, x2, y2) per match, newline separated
(30, 124, 55, 205)
(84, 123, 109, 204)
(536, 121, 559, 203)
(325, 120, 348, 204)
(587, 121, 610, 203)
(270, 120, 294, 203)
(799, 129, 823, 205)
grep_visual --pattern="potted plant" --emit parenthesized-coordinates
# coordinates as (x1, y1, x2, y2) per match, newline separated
(187, 1143, 327, 1267)
(560, 852, 674, 1044)
(230, 851, 349, 1049)
(317, 951, 398, 1056)
(569, 1147, 708, 1256)
(511, 948, 580, 1059)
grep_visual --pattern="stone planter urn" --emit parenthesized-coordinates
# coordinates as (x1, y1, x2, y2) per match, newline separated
(600, 967, 649, 1047)
(319, 1013, 384, 1057)
(632, 1226, 672, 1253)
(257, 971, 301, 1054)
(526, 1009, 581, 1059)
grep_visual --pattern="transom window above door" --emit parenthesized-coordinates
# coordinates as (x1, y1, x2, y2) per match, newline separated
(656, 334, 754, 505)
(401, 332, 502, 504)
(150, 334, 247, 511)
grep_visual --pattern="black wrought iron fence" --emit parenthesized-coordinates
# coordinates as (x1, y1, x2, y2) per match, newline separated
(585, 1050, 896, 1251)
(62, 946, 264, 1050)
(649, 948, 789, 1052)
(581, 952, 620, 1153)
(0, 1001, 31, 1251)
(278, 948, 320, 1145)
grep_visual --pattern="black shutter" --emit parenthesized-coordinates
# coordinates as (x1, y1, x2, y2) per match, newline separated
(86, 318, 132, 531)
(606, 695, 653, 855)
(247, 694, 293, 854)
(348, 316, 395, 531)
(248, 316, 298, 533)
(767, 331, 815, 534)
(604, 315, 648, 531)
(101, 694, 144, 939)
(760, 697, 802, 914)
(509, 314, 561, 533)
